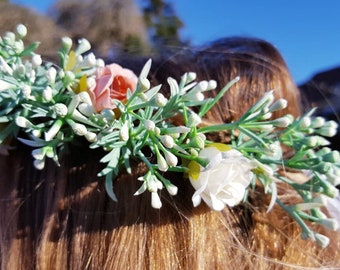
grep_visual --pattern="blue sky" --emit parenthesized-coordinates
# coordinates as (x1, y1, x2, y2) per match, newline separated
(10, 0, 340, 84)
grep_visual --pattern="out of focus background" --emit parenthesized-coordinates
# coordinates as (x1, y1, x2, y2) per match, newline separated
(1, 0, 340, 144)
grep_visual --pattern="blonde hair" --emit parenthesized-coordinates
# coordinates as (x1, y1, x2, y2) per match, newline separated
(1, 37, 340, 269)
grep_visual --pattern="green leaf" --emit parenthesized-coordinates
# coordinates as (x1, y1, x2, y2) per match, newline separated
(105, 172, 118, 201)
(20, 42, 40, 57)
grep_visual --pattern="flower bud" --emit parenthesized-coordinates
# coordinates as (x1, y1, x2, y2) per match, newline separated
(78, 103, 94, 117)
(315, 233, 330, 248)
(42, 86, 53, 102)
(160, 135, 174, 148)
(14, 40, 24, 54)
(85, 131, 97, 142)
(75, 38, 91, 55)
(318, 218, 339, 231)
(154, 127, 161, 136)
(144, 119, 155, 131)
(3, 32, 15, 45)
(157, 152, 168, 172)
(165, 182, 178, 196)
(187, 112, 202, 127)
(140, 77, 150, 91)
(186, 72, 196, 82)
(71, 122, 87, 136)
(32, 148, 45, 160)
(322, 150, 340, 163)
(33, 159, 45, 170)
(16, 24, 27, 38)
(151, 192, 162, 209)
(311, 117, 325, 128)
(63, 71, 75, 86)
(120, 121, 129, 141)
(46, 67, 57, 84)
(155, 93, 167, 107)
(83, 52, 96, 66)
(268, 98, 288, 112)
(32, 54, 42, 67)
(22, 85, 31, 99)
(15, 116, 33, 128)
(61, 37, 73, 53)
(166, 126, 191, 134)
(207, 80, 217, 90)
(299, 116, 311, 129)
(53, 103, 68, 117)
(272, 115, 293, 127)
(164, 150, 178, 167)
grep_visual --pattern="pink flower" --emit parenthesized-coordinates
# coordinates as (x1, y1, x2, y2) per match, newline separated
(87, 63, 137, 112)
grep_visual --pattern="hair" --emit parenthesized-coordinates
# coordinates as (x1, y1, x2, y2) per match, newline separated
(1, 37, 340, 270)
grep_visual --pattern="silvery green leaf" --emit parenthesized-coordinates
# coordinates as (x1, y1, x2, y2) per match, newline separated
(167, 77, 179, 97)
(105, 173, 118, 201)
(17, 137, 47, 147)
(139, 59, 152, 79)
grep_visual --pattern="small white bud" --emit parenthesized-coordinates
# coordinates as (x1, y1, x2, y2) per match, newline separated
(299, 117, 312, 129)
(311, 117, 326, 128)
(77, 103, 94, 117)
(78, 91, 92, 105)
(187, 111, 202, 127)
(14, 40, 24, 54)
(315, 233, 330, 248)
(71, 122, 87, 136)
(32, 129, 42, 137)
(53, 103, 68, 117)
(33, 159, 45, 170)
(83, 52, 97, 66)
(16, 24, 27, 38)
(154, 127, 161, 136)
(15, 116, 33, 128)
(32, 54, 42, 67)
(14, 64, 25, 76)
(268, 98, 288, 112)
(144, 119, 155, 131)
(166, 126, 191, 134)
(3, 32, 15, 45)
(164, 150, 178, 167)
(46, 67, 57, 84)
(160, 135, 174, 148)
(165, 183, 178, 196)
(319, 218, 339, 231)
(96, 58, 105, 67)
(157, 152, 168, 172)
(151, 192, 162, 209)
(87, 77, 96, 89)
(197, 80, 208, 91)
(155, 93, 167, 107)
(64, 71, 75, 85)
(120, 121, 129, 141)
(85, 131, 97, 142)
(22, 85, 31, 99)
(140, 93, 148, 102)
(272, 115, 293, 128)
(76, 38, 91, 55)
(32, 148, 45, 160)
(61, 37, 73, 52)
(187, 72, 196, 82)
(140, 77, 150, 91)
(207, 80, 217, 90)
(42, 86, 53, 102)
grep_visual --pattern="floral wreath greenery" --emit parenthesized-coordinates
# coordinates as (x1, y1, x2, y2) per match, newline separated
(0, 24, 339, 248)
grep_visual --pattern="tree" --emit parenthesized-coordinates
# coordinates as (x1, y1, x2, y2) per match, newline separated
(50, 0, 150, 57)
(141, 0, 187, 54)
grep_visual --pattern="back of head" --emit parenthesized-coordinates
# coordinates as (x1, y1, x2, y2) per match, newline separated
(1, 36, 340, 270)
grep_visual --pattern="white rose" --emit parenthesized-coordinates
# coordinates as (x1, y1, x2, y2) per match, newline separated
(188, 143, 257, 211)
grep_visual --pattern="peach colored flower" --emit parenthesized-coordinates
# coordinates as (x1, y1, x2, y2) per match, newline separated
(87, 63, 137, 112)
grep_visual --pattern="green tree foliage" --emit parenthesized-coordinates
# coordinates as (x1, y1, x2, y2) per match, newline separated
(142, 0, 187, 53)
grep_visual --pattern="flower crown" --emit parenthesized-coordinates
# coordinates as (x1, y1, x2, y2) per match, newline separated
(1, 24, 339, 248)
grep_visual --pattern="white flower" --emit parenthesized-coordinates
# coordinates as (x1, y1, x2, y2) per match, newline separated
(188, 143, 257, 210)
